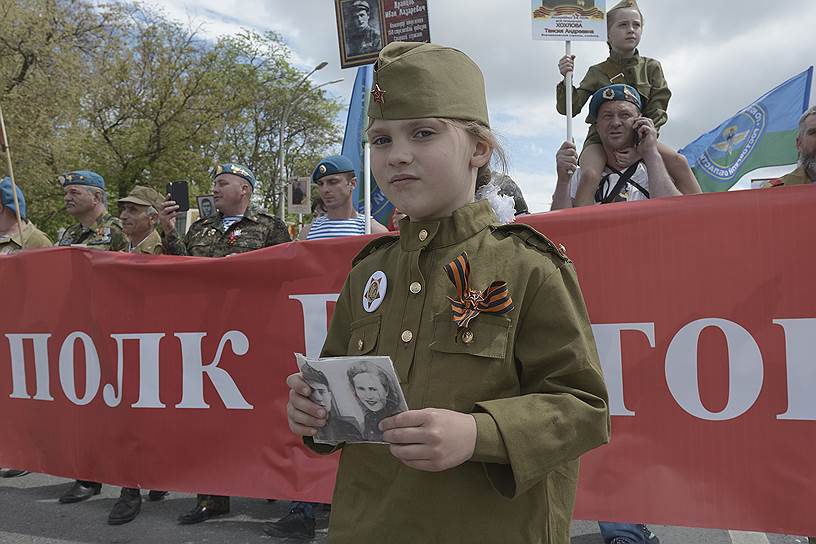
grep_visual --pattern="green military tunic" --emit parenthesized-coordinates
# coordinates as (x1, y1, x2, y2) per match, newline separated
(58, 213, 127, 251)
(163, 205, 290, 257)
(760, 166, 812, 188)
(557, 49, 671, 145)
(129, 229, 163, 255)
(311, 200, 610, 544)
(0, 221, 52, 255)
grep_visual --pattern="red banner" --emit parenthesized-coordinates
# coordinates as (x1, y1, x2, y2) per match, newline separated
(1, 187, 815, 534)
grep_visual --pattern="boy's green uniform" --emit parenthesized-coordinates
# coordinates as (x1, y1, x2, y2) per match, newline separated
(304, 41, 610, 544)
(556, 49, 671, 145)
(310, 202, 609, 543)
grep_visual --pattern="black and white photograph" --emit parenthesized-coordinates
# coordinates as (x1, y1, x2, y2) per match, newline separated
(335, 0, 384, 68)
(288, 176, 311, 214)
(196, 194, 216, 218)
(295, 354, 408, 445)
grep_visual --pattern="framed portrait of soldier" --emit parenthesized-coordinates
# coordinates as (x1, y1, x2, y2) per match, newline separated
(335, 0, 385, 68)
(288, 177, 311, 215)
(196, 195, 216, 219)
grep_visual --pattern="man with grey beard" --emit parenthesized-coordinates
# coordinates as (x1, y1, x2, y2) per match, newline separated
(762, 106, 816, 188)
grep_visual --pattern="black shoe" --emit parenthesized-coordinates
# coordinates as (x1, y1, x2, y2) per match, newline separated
(264, 510, 316, 540)
(637, 524, 660, 543)
(0, 468, 29, 478)
(147, 490, 168, 501)
(108, 488, 141, 525)
(58, 480, 102, 504)
(177, 504, 229, 525)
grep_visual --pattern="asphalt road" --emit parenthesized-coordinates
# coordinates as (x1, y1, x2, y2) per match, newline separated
(0, 473, 811, 544)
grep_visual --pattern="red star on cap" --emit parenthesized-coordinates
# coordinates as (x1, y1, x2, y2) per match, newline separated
(371, 84, 386, 104)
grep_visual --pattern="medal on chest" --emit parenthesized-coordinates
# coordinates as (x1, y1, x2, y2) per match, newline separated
(227, 229, 242, 246)
(95, 226, 112, 243)
(362, 271, 387, 313)
(444, 252, 514, 340)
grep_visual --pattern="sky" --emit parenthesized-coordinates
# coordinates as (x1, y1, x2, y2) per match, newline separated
(139, 0, 816, 212)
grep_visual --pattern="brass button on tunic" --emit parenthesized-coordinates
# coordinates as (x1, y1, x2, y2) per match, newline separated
(310, 201, 610, 544)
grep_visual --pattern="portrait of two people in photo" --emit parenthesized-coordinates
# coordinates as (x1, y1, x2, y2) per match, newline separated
(299, 357, 407, 444)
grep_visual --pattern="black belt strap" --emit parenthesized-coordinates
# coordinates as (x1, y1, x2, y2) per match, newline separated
(596, 161, 649, 204)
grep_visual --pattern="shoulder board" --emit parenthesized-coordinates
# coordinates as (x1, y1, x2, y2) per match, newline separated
(258, 210, 283, 222)
(352, 234, 400, 266)
(494, 223, 570, 263)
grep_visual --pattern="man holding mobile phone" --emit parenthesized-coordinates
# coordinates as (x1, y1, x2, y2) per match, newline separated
(158, 163, 290, 525)
(159, 163, 290, 259)
(551, 84, 698, 209)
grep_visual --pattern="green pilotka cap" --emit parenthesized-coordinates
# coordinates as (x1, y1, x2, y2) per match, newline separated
(368, 42, 491, 128)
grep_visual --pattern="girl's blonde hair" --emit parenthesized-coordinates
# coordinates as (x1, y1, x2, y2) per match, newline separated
(366, 117, 508, 193)
(440, 119, 508, 192)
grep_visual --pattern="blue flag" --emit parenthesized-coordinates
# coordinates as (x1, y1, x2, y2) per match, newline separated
(342, 65, 393, 224)
(679, 67, 813, 192)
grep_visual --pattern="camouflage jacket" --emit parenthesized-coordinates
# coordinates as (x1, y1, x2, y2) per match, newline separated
(129, 229, 163, 255)
(163, 205, 291, 257)
(58, 213, 127, 251)
(0, 221, 53, 255)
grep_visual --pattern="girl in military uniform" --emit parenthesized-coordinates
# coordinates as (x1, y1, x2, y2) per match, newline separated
(286, 41, 609, 543)
(556, 0, 700, 206)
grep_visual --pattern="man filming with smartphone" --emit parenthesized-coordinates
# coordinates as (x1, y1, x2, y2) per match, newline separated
(551, 84, 697, 209)
(158, 163, 290, 525)
(159, 163, 290, 259)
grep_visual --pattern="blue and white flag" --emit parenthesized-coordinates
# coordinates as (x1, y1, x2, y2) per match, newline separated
(679, 67, 813, 192)
(342, 65, 393, 224)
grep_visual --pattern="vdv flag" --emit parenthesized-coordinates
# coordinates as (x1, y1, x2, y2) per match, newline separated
(342, 65, 393, 224)
(679, 67, 813, 192)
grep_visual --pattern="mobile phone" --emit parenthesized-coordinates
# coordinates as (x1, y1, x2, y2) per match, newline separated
(632, 126, 641, 146)
(166, 181, 190, 212)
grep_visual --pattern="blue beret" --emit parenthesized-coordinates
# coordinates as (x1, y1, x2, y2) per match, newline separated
(59, 170, 106, 190)
(589, 84, 642, 122)
(312, 155, 355, 182)
(213, 163, 256, 189)
(0, 177, 25, 219)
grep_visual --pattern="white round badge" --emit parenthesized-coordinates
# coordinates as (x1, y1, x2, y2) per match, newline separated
(362, 271, 387, 313)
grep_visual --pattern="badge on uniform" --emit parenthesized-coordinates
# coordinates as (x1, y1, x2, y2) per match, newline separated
(94, 226, 112, 243)
(227, 229, 242, 246)
(362, 271, 387, 313)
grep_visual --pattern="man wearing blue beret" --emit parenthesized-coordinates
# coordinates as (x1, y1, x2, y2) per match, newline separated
(297, 155, 387, 241)
(159, 163, 290, 260)
(158, 163, 290, 524)
(0, 177, 51, 255)
(56, 170, 126, 504)
(551, 84, 693, 209)
(57, 171, 127, 251)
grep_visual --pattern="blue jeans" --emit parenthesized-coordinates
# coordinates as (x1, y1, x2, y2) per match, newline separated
(598, 522, 648, 543)
(289, 501, 316, 519)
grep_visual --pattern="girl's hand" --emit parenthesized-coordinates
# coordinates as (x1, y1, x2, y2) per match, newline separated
(557, 140, 579, 178)
(558, 54, 576, 77)
(285, 373, 327, 437)
(380, 408, 477, 472)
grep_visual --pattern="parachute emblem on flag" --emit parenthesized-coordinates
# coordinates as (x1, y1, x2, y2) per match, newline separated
(697, 104, 767, 182)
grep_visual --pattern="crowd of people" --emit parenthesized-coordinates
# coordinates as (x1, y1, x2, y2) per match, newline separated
(1, 0, 814, 542)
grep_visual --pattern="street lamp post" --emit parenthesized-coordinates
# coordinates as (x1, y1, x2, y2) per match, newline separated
(277, 62, 343, 220)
